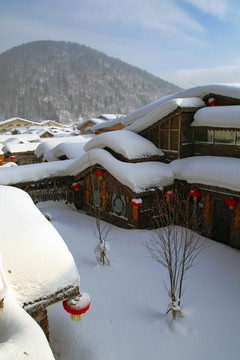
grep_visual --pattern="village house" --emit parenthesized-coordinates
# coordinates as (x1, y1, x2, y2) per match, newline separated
(0, 185, 80, 352)
(0, 117, 40, 133)
(0, 84, 240, 248)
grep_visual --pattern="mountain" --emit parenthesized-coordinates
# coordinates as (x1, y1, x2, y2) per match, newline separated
(0, 40, 182, 124)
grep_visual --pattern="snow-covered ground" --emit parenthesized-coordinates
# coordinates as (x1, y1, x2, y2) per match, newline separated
(37, 201, 240, 360)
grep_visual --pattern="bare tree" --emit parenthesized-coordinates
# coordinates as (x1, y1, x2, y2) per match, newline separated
(88, 167, 112, 265)
(143, 189, 208, 319)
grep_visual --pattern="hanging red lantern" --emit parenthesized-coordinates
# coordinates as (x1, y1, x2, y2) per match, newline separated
(71, 182, 81, 191)
(4, 155, 9, 159)
(10, 155, 15, 160)
(95, 169, 105, 180)
(207, 97, 217, 106)
(63, 292, 90, 322)
(190, 189, 201, 201)
(131, 198, 143, 207)
(225, 197, 238, 210)
(164, 190, 174, 201)
(94, 131, 99, 135)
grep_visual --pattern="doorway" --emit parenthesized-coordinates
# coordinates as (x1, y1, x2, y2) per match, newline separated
(212, 199, 232, 245)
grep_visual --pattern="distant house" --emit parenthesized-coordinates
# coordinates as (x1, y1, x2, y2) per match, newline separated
(0, 117, 40, 133)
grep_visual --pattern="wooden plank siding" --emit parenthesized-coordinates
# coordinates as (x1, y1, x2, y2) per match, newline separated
(139, 108, 197, 162)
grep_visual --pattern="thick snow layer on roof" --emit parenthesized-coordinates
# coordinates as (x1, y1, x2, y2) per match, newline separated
(52, 140, 88, 160)
(84, 130, 164, 159)
(0, 149, 174, 192)
(126, 98, 205, 132)
(192, 106, 240, 128)
(35, 135, 93, 160)
(0, 186, 79, 305)
(0, 159, 75, 185)
(170, 156, 240, 192)
(91, 84, 240, 132)
(0, 134, 40, 144)
(68, 149, 174, 193)
(0, 288, 54, 360)
(3, 142, 39, 154)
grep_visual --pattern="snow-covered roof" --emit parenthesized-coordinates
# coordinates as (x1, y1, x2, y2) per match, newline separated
(0, 279, 55, 359)
(84, 130, 164, 159)
(0, 117, 40, 126)
(0, 149, 174, 193)
(192, 106, 240, 129)
(0, 185, 80, 306)
(91, 83, 240, 132)
(67, 149, 174, 193)
(35, 135, 93, 161)
(0, 134, 40, 143)
(3, 142, 39, 154)
(126, 98, 205, 133)
(170, 156, 240, 192)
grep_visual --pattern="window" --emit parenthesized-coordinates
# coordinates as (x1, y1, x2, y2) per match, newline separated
(236, 131, 240, 146)
(93, 190, 101, 207)
(194, 129, 213, 143)
(111, 193, 127, 218)
(181, 129, 193, 144)
(214, 130, 235, 145)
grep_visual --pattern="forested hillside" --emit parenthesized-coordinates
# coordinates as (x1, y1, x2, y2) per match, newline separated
(0, 41, 181, 123)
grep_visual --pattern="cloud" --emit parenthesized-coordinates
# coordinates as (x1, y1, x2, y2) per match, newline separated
(158, 64, 240, 89)
(182, 0, 228, 18)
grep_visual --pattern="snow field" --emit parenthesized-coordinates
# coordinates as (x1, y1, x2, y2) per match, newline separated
(37, 201, 240, 360)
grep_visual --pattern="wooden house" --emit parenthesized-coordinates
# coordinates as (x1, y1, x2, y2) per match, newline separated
(0, 117, 40, 133)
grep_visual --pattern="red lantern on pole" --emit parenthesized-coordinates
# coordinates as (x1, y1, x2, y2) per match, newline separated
(95, 169, 105, 180)
(63, 292, 90, 322)
(225, 197, 238, 210)
(164, 190, 174, 201)
(71, 182, 81, 191)
(190, 189, 201, 201)
(207, 97, 217, 106)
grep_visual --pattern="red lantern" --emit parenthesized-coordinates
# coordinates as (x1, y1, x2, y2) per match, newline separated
(10, 155, 15, 160)
(190, 189, 201, 201)
(207, 97, 217, 106)
(131, 198, 143, 207)
(63, 292, 90, 322)
(95, 169, 105, 180)
(72, 182, 81, 191)
(164, 190, 174, 201)
(4, 155, 9, 159)
(225, 197, 238, 210)
(94, 131, 99, 135)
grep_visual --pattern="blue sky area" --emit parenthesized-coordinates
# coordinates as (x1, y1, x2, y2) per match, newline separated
(1, 0, 240, 88)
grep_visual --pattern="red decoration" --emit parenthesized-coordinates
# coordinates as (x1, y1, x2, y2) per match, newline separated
(225, 197, 238, 210)
(94, 131, 99, 135)
(190, 189, 201, 201)
(63, 292, 90, 321)
(131, 198, 143, 207)
(164, 190, 174, 201)
(207, 97, 217, 106)
(95, 169, 105, 179)
(10, 156, 15, 160)
(72, 182, 81, 191)
(4, 155, 9, 159)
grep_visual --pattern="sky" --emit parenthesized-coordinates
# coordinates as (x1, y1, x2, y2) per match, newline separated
(1, 0, 240, 89)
